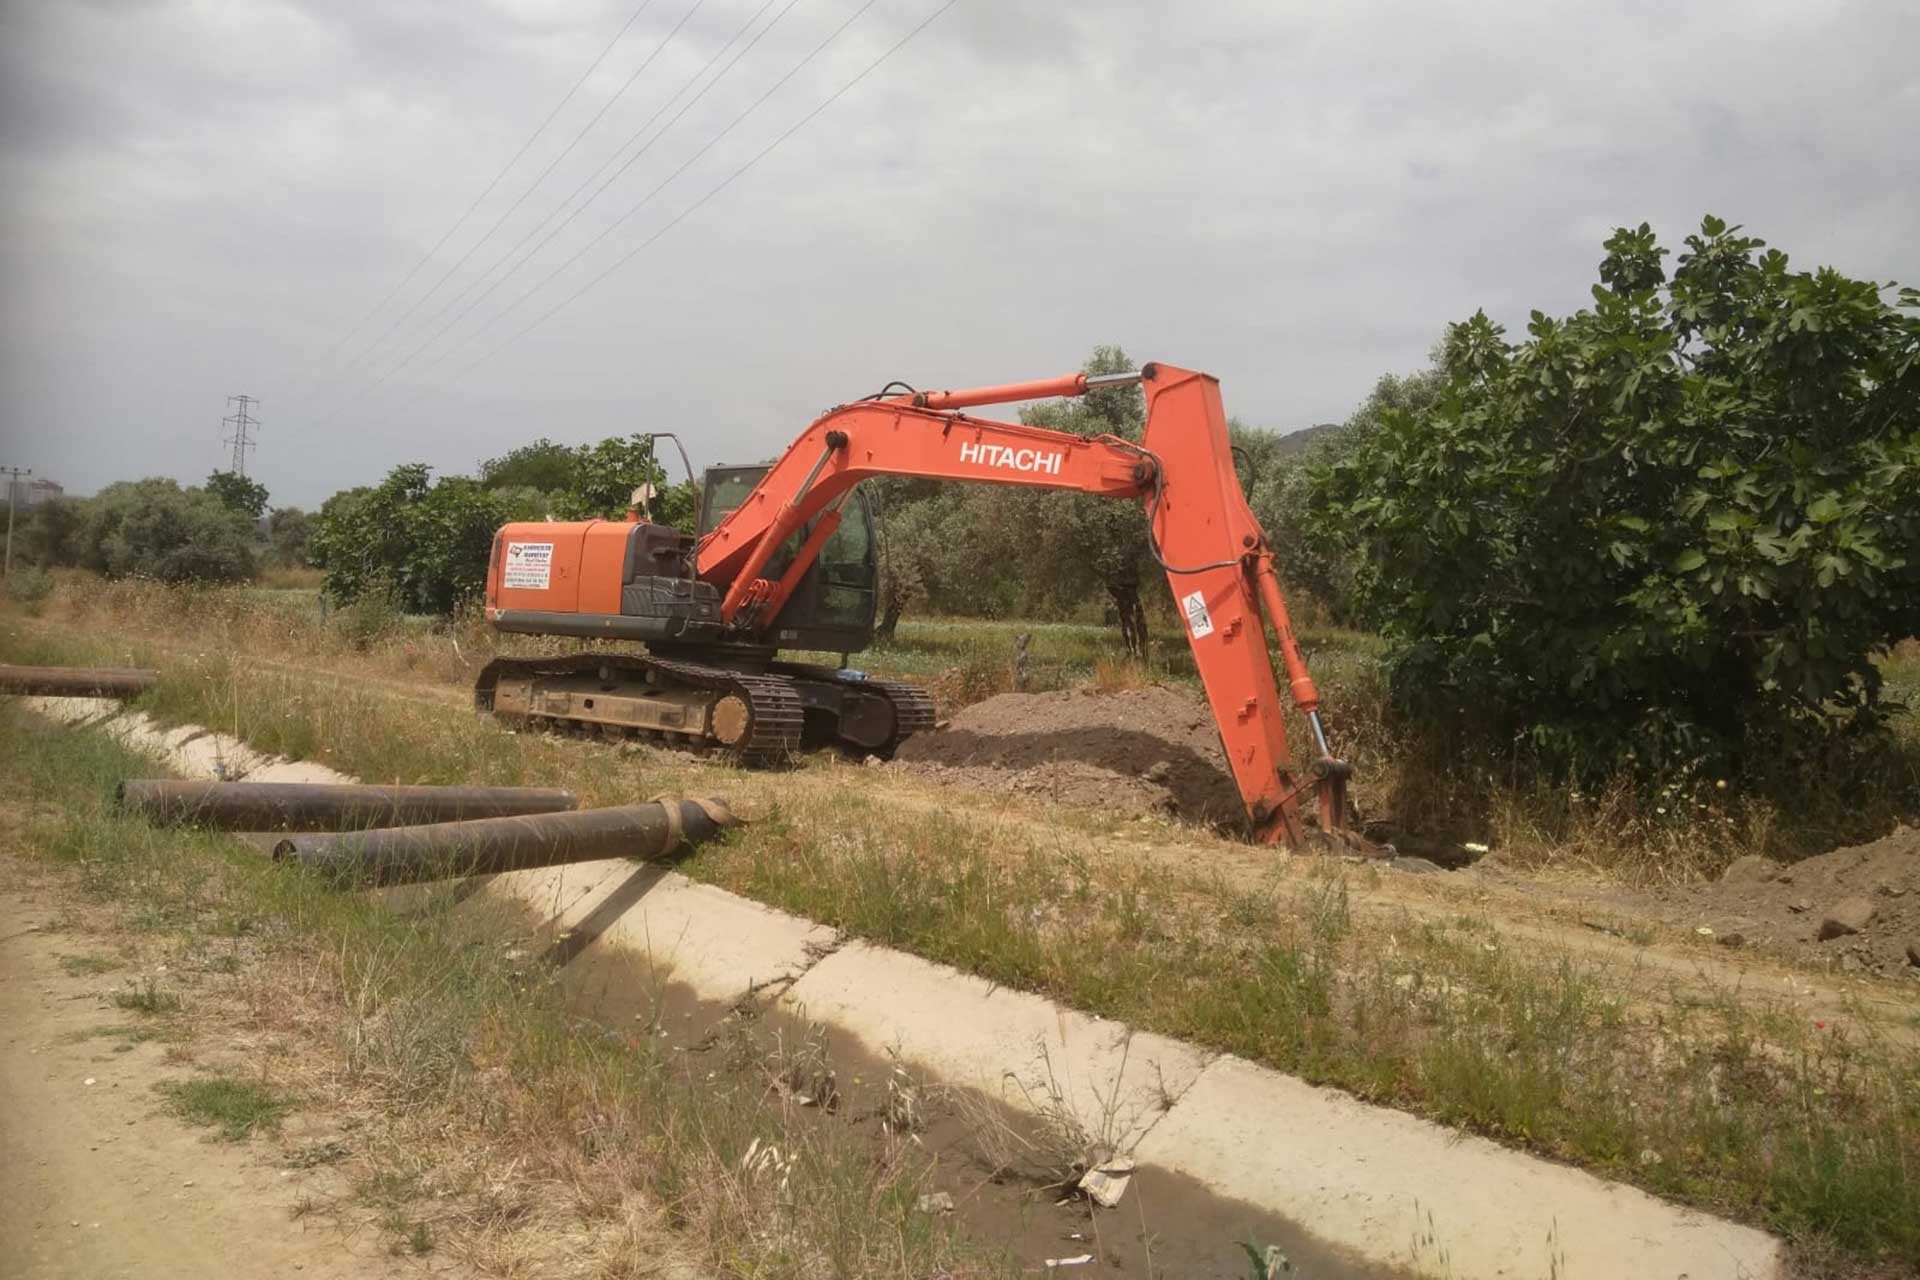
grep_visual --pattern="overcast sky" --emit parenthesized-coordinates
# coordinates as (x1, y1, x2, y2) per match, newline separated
(2, 0, 1915, 508)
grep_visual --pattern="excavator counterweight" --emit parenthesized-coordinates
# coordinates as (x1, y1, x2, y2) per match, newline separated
(479, 362, 1350, 848)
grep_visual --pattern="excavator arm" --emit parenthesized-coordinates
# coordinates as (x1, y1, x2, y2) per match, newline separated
(698, 362, 1349, 847)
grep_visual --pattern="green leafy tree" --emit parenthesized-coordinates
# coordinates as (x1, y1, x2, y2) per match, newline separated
(77, 479, 257, 583)
(206, 470, 269, 520)
(480, 434, 681, 525)
(479, 439, 578, 493)
(1313, 217, 1920, 775)
(560, 435, 669, 519)
(649, 478, 700, 533)
(266, 507, 312, 568)
(315, 433, 688, 615)
(311, 465, 542, 613)
(407, 476, 524, 613)
(1252, 369, 1444, 621)
(15, 495, 85, 568)
(308, 469, 419, 607)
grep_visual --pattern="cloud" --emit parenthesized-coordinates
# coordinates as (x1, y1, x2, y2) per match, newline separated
(3, 0, 1916, 506)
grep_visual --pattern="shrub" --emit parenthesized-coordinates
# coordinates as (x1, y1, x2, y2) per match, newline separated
(14, 496, 85, 568)
(76, 479, 257, 584)
(1313, 217, 1920, 778)
(311, 466, 541, 614)
(4, 566, 54, 610)
(480, 435, 692, 527)
(332, 578, 405, 650)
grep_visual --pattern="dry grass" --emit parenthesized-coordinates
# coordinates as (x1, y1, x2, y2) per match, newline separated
(35, 572, 1917, 884)
(943, 1036, 1143, 1193)
(1089, 656, 1152, 692)
(7, 575, 1920, 1267)
(0, 704, 1007, 1279)
(253, 565, 327, 591)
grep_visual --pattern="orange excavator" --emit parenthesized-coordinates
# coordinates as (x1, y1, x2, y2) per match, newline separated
(475, 363, 1349, 847)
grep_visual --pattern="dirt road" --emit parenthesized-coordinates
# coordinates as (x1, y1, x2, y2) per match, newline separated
(0, 866, 434, 1280)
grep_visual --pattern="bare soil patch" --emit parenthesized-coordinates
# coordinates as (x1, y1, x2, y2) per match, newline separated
(0, 867, 424, 1280)
(893, 686, 1244, 826)
(1674, 824, 1920, 978)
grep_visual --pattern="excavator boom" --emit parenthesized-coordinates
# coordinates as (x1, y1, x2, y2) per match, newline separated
(699, 362, 1348, 846)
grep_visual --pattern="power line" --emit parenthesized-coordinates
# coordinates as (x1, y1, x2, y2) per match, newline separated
(432, 0, 894, 373)
(480, 0, 960, 373)
(341, 0, 695, 371)
(391, 0, 790, 371)
(293, 0, 661, 379)
(308, 0, 959, 433)
(447, 0, 960, 378)
(222, 395, 261, 476)
(457, 0, 960, 378)
(300, 0, 865, 428)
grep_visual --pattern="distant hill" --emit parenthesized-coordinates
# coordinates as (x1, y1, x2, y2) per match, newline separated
(1270, 422, 1343, 462)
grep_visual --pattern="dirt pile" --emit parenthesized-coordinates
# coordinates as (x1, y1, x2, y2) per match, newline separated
(1684, 824, 1920, 976)
(892, 686, 1244, 827)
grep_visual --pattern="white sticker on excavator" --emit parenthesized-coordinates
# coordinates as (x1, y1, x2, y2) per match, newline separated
(503, 541, 553, 590)
(1182, 589, 1214, 639)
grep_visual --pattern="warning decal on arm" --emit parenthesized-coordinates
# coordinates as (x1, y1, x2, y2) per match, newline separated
(503, 542, 554, 590)
(1182, 589, 1214, 639)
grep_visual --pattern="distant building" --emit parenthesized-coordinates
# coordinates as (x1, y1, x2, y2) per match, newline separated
(6, 477, 63, 510)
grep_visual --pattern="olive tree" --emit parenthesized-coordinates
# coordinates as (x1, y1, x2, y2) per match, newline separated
(77, 479, 257, 584)
(990, 345, 1155, 655)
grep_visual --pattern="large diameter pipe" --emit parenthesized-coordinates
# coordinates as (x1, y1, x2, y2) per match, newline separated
(271, 797, 737, 887)
(117, 780, 579, 832)
(0, 664, 156, 698)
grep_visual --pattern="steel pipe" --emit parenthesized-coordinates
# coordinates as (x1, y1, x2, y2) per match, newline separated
(271, 797, 737, 887)
(0, 664, 156, 698)
(116, 780, 578, 832)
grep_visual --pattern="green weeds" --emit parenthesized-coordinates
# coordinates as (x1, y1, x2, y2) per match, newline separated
(64, 1023, 165, 1049)
(684, 793, 1920, 1262)
(112, 978, 182, 1014)
(158, 1075, 291, 1140)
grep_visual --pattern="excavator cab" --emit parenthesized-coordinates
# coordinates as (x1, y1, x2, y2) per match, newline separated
(698, 464, 876, 657)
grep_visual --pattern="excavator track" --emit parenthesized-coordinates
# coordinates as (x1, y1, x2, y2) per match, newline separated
(771, 663, 938, 755)
(863, 674, 939, 749)
(474, 654, 803, 765)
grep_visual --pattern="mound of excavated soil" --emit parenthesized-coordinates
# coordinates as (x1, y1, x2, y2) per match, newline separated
(1681, 825, 1920, 977)
(891, 686, 1244, 827)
